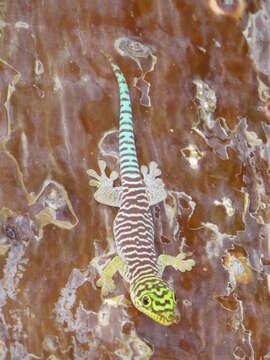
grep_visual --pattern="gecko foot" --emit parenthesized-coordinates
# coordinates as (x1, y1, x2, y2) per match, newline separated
(141, 161, 162, 184)
(173, 252, 196, 272)
(141, 161, 167, 205)
(86, 160, 122, 207)
(96, 275, 116, 296)
(87, 160, 118, 189)
(158, 252, 195, 275)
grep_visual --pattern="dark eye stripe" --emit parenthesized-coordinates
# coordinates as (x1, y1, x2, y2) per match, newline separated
(153, 287, 169, 297)
(138, 287, 169, 300)
(155, 297, 172, 305)
(150, 305, 175, 316)
(152, 300, 174, 312)
(135, 280, 162, 297)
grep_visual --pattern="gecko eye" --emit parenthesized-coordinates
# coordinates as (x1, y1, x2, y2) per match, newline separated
(142, 295, 151, 307)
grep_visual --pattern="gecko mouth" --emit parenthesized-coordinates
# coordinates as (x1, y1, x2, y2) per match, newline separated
(136, 306, 176, 326)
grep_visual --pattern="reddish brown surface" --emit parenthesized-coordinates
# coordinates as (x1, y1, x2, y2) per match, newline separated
(0, 1, 270, 359)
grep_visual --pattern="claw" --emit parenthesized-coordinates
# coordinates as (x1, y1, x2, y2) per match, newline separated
(149, 161, 156, 169)
(98, 159, 106, 173)
(150, 161, 161, 177)
(89, 179, 100, 188)
(86, 169, 100, 179)
(140, 165, 148, 176)
(110, 171, 119, 181)
(176, 253, 186, 261)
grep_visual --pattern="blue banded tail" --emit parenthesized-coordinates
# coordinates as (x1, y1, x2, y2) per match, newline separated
(105, 55, 141, 182)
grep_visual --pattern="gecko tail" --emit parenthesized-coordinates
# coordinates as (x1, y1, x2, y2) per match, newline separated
(104, 52, 141, 182)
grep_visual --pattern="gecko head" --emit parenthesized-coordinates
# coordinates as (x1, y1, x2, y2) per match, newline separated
(131, 278, 177, 326)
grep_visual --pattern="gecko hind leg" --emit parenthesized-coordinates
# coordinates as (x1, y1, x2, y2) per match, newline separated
(87, 160, 122, 207)
(158, 252, 195, 276)
(96, 255, 127, 296)
(141, 161, 167, 206)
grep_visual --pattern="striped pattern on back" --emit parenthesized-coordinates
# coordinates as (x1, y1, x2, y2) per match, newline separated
(108, 57, 160, 288)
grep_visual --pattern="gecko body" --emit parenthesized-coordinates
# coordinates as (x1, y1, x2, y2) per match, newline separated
(87, 55, 195, 326)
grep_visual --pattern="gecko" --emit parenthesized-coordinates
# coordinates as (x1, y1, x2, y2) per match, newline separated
(87, 54, 195, 326)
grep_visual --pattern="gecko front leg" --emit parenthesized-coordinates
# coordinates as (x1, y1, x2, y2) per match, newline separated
(96, 255, 127, 296)
(87, 160, 122, 207)
(158, 252, 195, 276)
(141, 161, 167, 206)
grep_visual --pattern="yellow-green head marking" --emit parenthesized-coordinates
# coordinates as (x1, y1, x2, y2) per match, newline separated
(131, 277, 177, 326)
